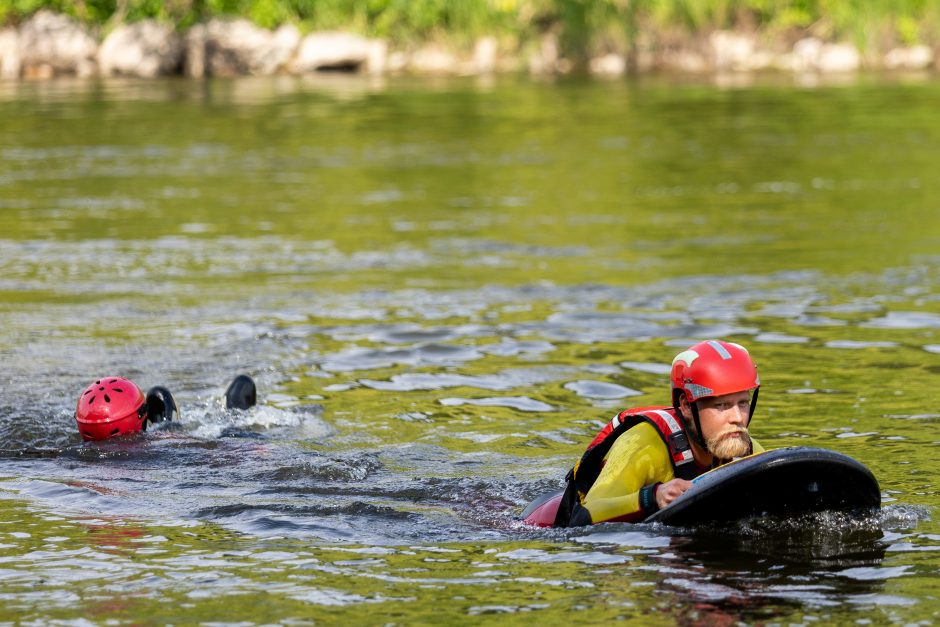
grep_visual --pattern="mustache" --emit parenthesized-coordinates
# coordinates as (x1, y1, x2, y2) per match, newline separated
(715, 427, 749, 439)
(705, 426, 752, 459)
(706, 427, 751, 450)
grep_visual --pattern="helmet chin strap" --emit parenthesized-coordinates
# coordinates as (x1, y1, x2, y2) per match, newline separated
(674, 394, 708, 450)
(688, 401, 708, 449)
(748, 387, 759, 425)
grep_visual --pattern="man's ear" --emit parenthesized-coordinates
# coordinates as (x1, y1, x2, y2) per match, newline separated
(678, 396, 691, 420)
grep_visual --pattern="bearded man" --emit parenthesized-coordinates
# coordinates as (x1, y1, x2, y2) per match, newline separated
(554, 339, 763, 527)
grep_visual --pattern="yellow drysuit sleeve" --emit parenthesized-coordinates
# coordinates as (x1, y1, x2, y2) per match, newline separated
(582, 422, 764, 524)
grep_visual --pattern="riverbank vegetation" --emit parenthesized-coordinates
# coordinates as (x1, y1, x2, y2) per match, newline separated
(2, 0, 939, 60)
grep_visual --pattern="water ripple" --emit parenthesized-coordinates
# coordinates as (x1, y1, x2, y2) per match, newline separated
(439, 397, 554, 412)
(563, 380, 643, 399)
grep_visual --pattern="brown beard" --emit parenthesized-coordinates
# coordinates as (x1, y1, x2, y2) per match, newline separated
(706, 427, 752, 460)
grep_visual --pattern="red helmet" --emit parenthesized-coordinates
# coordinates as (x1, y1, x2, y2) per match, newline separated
(75, 377, 148, 441)
(671, 340, 759, 405)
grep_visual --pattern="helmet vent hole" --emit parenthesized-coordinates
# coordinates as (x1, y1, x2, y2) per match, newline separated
(104, 394, 111, 403)
(88, 395, 95, 404)
(83, 390, 92, 396)
(110, 428, 119, 435)
(113, 387, 123, 393)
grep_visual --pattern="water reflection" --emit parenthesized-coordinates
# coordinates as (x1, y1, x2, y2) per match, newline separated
(1, 75, 939, 622)
(0, 74, 390, 105)
(575, 514, 895, 622)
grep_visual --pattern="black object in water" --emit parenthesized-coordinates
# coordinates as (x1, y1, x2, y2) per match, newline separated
(146, 386, 179, 424)
(226, 375, 257, 410)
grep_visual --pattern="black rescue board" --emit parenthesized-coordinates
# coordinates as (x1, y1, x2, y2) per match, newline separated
(644, 446, 881, 526)
(520, 447, 881, 527)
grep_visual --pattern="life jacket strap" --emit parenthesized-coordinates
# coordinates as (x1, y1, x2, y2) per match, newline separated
(645, 409, 695, 471)
(553, 407, 698, 527)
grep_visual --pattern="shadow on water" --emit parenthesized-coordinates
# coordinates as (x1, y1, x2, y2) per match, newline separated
(681, 513, 888, 570)
(562, 505, 925, 623)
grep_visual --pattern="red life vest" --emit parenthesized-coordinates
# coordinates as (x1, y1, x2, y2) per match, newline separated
(553, 406, 699, 527)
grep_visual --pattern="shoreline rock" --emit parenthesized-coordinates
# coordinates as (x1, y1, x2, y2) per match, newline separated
(98, 20, 183, 78)
(0, 12, 936, 80)
(290, 31, 384, 74)
(18, 10, 98, 78)
(0, 27, 20, 79)
(186, 18, 300, 77)
(884, 45, 934, 70)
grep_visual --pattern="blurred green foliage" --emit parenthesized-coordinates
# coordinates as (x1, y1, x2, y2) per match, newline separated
(1, 0, 938, 57)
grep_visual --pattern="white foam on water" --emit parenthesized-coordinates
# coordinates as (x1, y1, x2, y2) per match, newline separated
(186, 404, 332, 440)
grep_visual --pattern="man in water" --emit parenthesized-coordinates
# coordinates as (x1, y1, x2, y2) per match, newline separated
(554, 339, 763, 526)
(75, 374, 257, 441)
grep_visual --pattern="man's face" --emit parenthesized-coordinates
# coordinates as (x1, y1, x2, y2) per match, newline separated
(683, 390, 752, 459)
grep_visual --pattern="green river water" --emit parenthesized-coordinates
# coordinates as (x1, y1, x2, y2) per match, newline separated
(0, 74, 938, 624)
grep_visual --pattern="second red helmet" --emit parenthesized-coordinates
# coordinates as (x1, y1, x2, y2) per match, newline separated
(75, 377, 148, 441)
